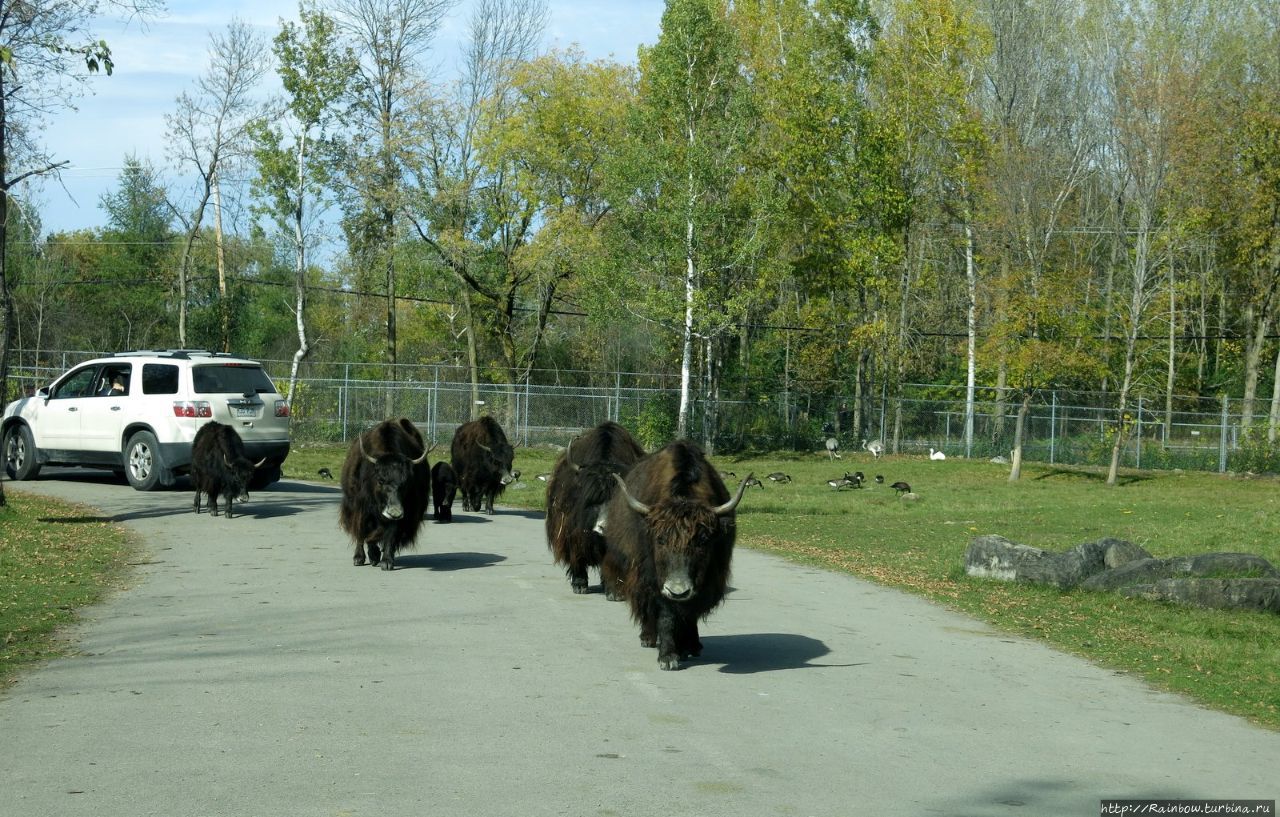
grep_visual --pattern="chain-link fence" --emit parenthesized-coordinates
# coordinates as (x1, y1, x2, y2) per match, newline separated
(8, 350, 1278, 474)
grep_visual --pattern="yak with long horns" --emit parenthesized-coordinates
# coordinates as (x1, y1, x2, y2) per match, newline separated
(601, 440, 750, 670)
(339, 418, 433, 570)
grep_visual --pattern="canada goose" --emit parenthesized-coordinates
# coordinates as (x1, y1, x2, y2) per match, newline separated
(891, 480, 911, 496)
(842, 472, 864, 488)
(535, 473, 552, 482)
(317, 467, 334, 480)
(767, 472, 792, 483)
(744, 475, 764, 489)
(826, 476, 856, 490)
(862, 439, 884, 459)
(929, 448, 946, 461)
(824, 437, 841, 460)
(720, 470, 737, 479)
(874, 474, 884, 484)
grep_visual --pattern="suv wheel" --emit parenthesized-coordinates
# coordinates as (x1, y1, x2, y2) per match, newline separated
(124, 431, 164, 491)
(4, 424, 41, 480)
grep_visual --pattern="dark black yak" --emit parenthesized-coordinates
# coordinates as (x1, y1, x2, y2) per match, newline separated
(601, 440, 750, 670)
(339, 418, 432, 570)
(431, 460, 457, 522)
(450, 416, 519, 515)
(191, 421, 266, 518)
(545, 422, 646, 594)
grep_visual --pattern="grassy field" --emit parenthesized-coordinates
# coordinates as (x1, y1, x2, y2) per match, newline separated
(0, 491, 138, 689)
(4, 444, 1278, 728)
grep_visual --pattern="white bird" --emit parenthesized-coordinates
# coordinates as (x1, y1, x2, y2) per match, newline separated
(862, 439, 884, 459)
(929, 448, 946, 461)
(824, 437, 841, 460)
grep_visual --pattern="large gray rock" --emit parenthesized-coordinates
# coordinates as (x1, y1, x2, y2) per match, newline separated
(1117, 578, 1280, 614)
(964, 535, 1113, 590)
(1081, 552, 1279, 592)
(1102, 538, 1154, 569)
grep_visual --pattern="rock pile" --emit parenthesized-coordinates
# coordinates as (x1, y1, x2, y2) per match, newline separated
(964, 534, 1280, 614)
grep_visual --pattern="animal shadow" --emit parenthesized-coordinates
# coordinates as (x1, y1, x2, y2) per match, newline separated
(391, 552, 507, 571)
(699, 633, 865, 674)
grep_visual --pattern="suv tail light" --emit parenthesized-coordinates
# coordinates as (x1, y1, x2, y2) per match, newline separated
(274, 400, 290, 418)
(173, 401, 213, 418)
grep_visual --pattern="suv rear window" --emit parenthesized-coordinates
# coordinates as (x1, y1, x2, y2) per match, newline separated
(192, 364, 277, 395)
(142, 364, 180, 395)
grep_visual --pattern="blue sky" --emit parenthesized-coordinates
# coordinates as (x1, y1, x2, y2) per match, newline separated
(32, 0, 664, 237)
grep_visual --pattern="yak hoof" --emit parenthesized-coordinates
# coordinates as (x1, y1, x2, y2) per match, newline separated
(658, 655, 682, 671)
(379, 559, 394, 571)
(353, 554, 366, 567)
(640, 634, 657, 648)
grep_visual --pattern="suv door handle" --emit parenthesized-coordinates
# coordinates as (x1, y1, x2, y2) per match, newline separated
(111, 406, 122, 411)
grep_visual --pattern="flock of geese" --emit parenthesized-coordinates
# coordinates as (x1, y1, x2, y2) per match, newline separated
(527, 438, 952, 500)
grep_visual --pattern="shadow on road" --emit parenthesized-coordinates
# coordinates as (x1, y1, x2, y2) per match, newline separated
(700, 632, 868, 674)
(392, 551, 507, 571)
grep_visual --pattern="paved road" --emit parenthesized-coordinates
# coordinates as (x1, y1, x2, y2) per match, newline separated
(2, 473, 1277, 817)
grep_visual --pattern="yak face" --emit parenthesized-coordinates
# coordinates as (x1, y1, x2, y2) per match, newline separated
(480, 440, 519, 485)
(357, 428, 430, 521)
(370, 456, 414, 520)
(613, 468, 749, 603)
(647, 500, 725, 601)
(223, 456, 255, 504)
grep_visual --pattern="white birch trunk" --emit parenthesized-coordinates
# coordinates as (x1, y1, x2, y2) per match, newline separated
(677, 216, 694, 440)
(287, 132, 310, 407)
(964, 217, 977, 458)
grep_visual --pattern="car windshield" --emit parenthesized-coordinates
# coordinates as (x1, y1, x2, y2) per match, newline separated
(192, 364, 277, 396)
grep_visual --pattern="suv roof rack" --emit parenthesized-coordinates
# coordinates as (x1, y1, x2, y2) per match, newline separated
(110, 349, 242, 360)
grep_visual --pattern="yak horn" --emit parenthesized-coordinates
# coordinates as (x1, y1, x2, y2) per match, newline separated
(611, 473, 650, 515)
(253, 457, 268, 468)
(410, 442, 435, 465)
(478, 442, 492, 453)
(713, 473, 753, 517)
(358, 433, 377, 465)
(565, 436, 581, 472)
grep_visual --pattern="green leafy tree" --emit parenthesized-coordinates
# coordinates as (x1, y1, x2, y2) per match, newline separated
(870, 0, 991, 454)
(621, 0, 750, 443)
(250, 3, 356, 404)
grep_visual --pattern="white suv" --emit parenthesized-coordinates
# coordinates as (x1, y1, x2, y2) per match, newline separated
(2, 349, 291, 491)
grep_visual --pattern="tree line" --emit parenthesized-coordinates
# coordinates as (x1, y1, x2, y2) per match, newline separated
(3, 0, 1280, 491)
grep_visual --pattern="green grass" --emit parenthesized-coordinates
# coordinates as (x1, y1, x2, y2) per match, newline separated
(7, 446, 1279, 728)
(0, 490, 138, 689)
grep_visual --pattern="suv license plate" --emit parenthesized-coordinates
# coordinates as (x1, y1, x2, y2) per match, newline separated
(234, 407, 257, 418)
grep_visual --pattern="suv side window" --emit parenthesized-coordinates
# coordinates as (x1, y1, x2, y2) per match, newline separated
(52, 367, 99, 399)
(141, 364, 180, 395)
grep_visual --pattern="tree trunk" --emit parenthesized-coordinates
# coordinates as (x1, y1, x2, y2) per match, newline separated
(677, 215, 694, 440)
(964, 217, 977, 458)
(461, 286, 480, 421)
(1268, 338, 1280, 443)
(213, 171, 230, 353)
(286, 135, 311, 408)
(384, 207, 397, 419)
(1164, 249, 1176, 435)
(1008, 390, 1031, 481)
(1240, 302, 1271, 432)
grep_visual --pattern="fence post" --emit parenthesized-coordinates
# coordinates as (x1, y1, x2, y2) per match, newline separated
(1219, 395, 1229, 473)
(342, 363, 350, 442)
(1136, 395, 1143, 469)
(431, 365, 439, 445)
(1050, 390, 1057, 464)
